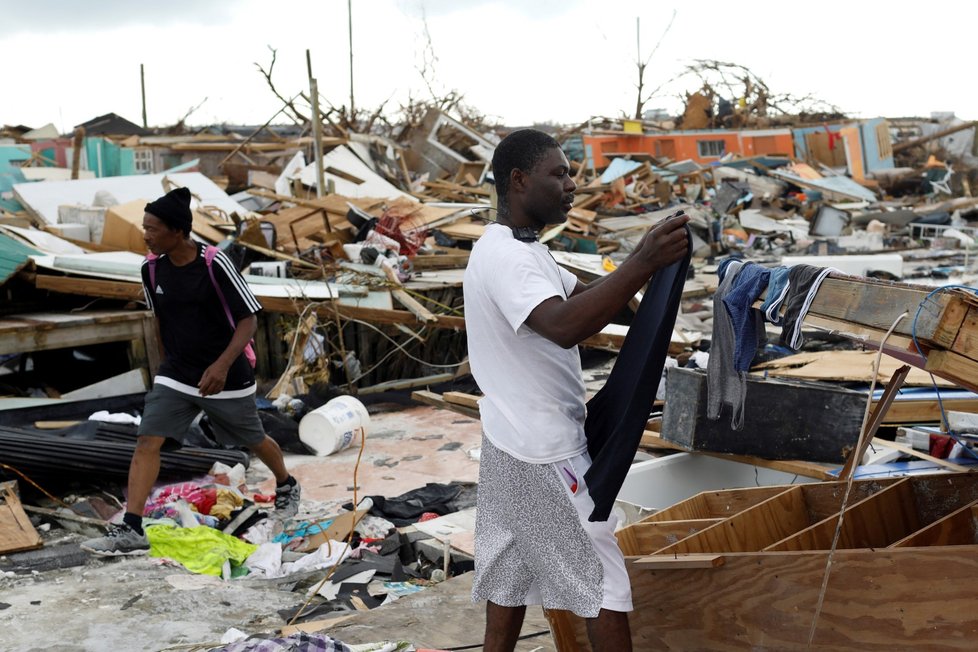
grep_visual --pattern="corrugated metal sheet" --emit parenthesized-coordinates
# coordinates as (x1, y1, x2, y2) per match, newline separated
(0, 232, 39, 286)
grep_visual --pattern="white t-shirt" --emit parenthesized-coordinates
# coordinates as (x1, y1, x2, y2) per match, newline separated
(463, 223, 588, 463)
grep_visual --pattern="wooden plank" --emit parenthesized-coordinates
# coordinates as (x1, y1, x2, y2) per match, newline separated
(411, 390, 481, 419)
(633, 554, 725, 570)
(356, 372, 454, 395)
(646, 486, 790, 523)
(872, 437, 970, 472)
(0, 310, 150, 355)
(658, 486, 811, 554)
(0, 483, 43, 554)
(951, 305, 978, 361)
(753, 350, 951, 387)
(891, 501, 978, 548)
(617, 519, 724, 555)
(554, 474, 978, 650)
(925, 350, 978, 393)
(839, 364, 910, 482)
(617, 547, 978, 651)
(22, 504, 109, 530)
(383, 264, 437, 323)
(33, 274, 143, 301)
(799, 478, 897, 522)
(880, 397, 978, 424)
(443, 391, 481, 410)
(767, 478, 919, 551)
(412, 252, 470, 270)
(805, 276, 974, 347)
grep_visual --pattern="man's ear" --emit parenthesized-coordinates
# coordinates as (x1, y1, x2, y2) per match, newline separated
(510, 168, 527, 194)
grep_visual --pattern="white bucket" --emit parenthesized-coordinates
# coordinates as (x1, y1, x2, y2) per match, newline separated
(298, 396, 370, 456)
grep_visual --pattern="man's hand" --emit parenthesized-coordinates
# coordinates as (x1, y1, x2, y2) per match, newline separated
(635, 212, 690, 273)
(198, 362, 230, 396)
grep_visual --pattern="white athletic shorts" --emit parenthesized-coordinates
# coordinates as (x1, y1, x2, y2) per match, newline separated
(471, 434, 633, 618)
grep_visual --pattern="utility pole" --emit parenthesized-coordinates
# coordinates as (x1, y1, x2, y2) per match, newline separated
(140, 64, 148, 128)
(71, 126, 85, 180)
(348, 0, 355, 119)
(307, 49, 326, 198)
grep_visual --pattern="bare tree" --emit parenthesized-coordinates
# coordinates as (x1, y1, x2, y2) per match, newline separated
(634, 10, 677, 120)
(680, 59, 845, 127)
(255, 46, 309, 124)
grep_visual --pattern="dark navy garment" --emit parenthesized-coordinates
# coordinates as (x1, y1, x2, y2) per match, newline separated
(721, 262, 771, 372)
(760, 266, 791, 325)
(780, 265, 835, 350)
(583, 227, 692, 522)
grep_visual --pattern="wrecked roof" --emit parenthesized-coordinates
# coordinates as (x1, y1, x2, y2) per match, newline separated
(0, 230, 39, 286)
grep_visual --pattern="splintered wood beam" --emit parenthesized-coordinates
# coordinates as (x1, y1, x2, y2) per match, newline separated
(839, 364, 911, 482)
(805, 276, 974, 348)
(411, 390, 481, 419)
(925, 351, 978, 394)
(443, 391, 481, 410)
(357, 373, 454, 395)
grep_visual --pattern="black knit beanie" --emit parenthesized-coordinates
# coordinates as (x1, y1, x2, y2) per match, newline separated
(145, 187, 193, 234)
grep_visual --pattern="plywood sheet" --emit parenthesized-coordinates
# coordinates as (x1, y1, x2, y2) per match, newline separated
(754, 350, 954, 387)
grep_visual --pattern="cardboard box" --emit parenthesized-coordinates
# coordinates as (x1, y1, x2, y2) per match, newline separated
(101, 199, 149, 253)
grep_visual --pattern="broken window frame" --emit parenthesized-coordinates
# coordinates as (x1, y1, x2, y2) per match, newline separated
(697, 140, 726, 158)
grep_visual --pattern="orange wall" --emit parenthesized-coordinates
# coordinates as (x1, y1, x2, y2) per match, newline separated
(583, 130, 794, 168)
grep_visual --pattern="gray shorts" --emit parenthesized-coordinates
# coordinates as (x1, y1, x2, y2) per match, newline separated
(138, 384, 266, 448)
(471, 434, 632, 618)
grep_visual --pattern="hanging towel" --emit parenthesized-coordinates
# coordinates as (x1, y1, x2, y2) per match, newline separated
(583, 227, 691, 522)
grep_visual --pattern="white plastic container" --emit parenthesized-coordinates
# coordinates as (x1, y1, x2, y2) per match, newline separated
(298, 396, 370, 456)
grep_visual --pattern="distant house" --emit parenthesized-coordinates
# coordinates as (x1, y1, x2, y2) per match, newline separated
(792, 118, 894, 179)
(581, 128, 795, 169)
(75, 113, 148, 137)
(68, 113, 151, 178)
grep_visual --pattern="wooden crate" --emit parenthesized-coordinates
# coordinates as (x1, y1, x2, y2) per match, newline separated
(662, 368, 866, 463)
(550, 473, 978, 651)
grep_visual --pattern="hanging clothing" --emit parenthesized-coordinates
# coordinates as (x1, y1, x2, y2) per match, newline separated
(760, 266, 791, 325)
(583, 227, 692, 522)
(721, 262, 771, 372)
(707, 260, 748, 431)
(780, 265, 836, 350)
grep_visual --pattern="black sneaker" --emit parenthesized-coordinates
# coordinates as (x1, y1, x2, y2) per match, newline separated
(275, 480, 301, 519)
(80, 523, 150, 557)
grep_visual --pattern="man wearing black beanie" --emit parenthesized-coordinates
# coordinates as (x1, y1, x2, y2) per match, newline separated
(81, 187, 301, 556)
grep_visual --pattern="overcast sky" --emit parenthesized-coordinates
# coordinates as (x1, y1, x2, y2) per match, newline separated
(1, 0, 973, 132)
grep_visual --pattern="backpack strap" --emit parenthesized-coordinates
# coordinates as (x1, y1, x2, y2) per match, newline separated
(204, 245, 257, 368)
(203, 246, 237, 328)
(145, 253, 158, 298)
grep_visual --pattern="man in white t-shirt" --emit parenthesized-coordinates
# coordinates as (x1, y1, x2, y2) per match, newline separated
(464, 129, 689, 651)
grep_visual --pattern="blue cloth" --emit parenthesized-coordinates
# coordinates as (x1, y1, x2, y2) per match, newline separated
(716, 257, 742, 282)
(760, 266, 791, 325)
(722, 262, 771, 372)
